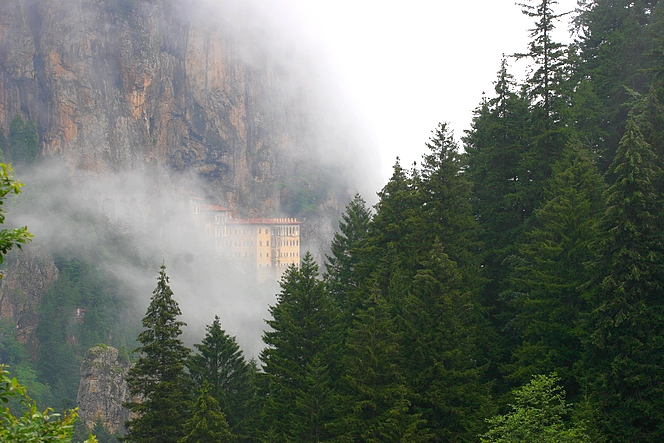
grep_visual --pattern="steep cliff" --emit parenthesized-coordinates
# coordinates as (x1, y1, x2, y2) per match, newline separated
(77, 344, 131, 434)
(0, 0, 353, 212)
(0, 246, 58, 346)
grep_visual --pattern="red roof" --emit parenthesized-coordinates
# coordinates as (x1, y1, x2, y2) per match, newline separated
(201, 204, 231, 212)
(227, 217, 301, 225)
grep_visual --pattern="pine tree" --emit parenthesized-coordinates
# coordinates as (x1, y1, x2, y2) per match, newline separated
(325, 193, 372, 319)
(179, 381, 233, 443)
(124, 265, 192, 443)
(189, 316, 256, 443)
(419, 123, 479, 272)
(516, 0, 570, 120)
(260, 253, 337, 442)
(335, 285, 429, 443)
(574, 0, 658, 169)
(584, 115, 664, 441)
(403, 243, 494, 442)
(507, 144, 604, 393)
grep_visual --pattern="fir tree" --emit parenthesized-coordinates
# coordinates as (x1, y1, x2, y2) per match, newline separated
(403, 243, 494, 442)
(334, 285, 429, 443)
(584, 114, 664, 442)
(325, 193, 372, 319)
(124, 265, 192, 443)
(260, 253, 337, 442)
(507, 144, 604, 393)
(179, 381, 233, 443)
(189, 316, 256, 443)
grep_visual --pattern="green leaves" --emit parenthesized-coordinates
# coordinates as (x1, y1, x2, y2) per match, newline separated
(0, 365, 98, 443)
(481, 374, 590, 443)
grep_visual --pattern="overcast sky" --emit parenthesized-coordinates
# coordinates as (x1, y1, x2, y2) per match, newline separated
(274, 0, 579, 184)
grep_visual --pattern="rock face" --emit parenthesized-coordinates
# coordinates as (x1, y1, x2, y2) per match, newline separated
(0, 246, 58, 345)
(77, 345, 131, 434)
(0, 0, 351, 211)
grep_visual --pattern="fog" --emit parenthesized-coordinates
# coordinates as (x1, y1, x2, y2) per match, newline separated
(1, 0, 387, 358)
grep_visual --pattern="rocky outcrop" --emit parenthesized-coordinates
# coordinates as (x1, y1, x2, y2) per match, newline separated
(0, 0, 351, 212)
(0, 246, 58, 344)
(77, 344, 131, 434)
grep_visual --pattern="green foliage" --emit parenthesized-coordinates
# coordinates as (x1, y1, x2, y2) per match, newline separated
(583, 113, 664, 441)
(506, 144, 604, 392)
(124, 265, 192, 443)
(1, 365, 98, 443)
(179, 381, 233, 443)
(189, 316, 257, 442)
(5, 114, 40, 165)
(0, 163, 32, 264)
(481, 373, 590, 443)
(36, 257, 131, 410)
(334, 286, 430, 443)
(260, 253, 338, 442)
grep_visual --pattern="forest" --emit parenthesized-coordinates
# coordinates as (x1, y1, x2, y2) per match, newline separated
(4, 0, 664, 441)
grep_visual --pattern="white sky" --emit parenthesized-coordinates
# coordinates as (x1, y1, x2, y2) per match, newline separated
(276, 0, 579, 184)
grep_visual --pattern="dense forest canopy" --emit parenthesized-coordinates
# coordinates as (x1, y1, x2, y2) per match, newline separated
(5, 0, 664, 442)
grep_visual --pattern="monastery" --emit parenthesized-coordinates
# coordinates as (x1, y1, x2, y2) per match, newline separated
(189, 197, 301, 281)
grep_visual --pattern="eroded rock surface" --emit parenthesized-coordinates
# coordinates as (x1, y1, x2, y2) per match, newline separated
(0, 246, 58, 344)
(77, 344, 131, 434)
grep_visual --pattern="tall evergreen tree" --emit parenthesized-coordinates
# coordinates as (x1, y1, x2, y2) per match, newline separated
(334, 285, 429, 443)
(573, 0, 658, 169)
(325, 193, 372, 320)
(516, 0, 570, 120)
(584, 115, 664, 442)
(189, 316, 256, 443)
(124, 265, 192, 443)
(506, 144, 604, 393)
(260, 253, 337, 442)
(403, 243, 494, 442)
(179, 381, 233, 443)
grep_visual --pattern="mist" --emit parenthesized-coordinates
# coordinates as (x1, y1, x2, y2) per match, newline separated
(0, 0, 384, 357)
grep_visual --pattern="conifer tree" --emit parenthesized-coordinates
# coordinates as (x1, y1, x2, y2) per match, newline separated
(507, 144, 604, 393)
(260, 253, 337, 442)
(584, 114, 664, 441)
(179, 381, 233, 443)
(124, 265, 192, 443)
(419, 123, 479, 272)
(403, 243, 494, 442)
(189, 316, 256, 443)
(325, 193, 372, 319)
(335, 286, 429, 443)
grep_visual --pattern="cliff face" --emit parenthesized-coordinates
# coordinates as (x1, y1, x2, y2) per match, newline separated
(77, 344, 131, 434)
(0, 0, 329, 210)
(0, 246, 58, 346)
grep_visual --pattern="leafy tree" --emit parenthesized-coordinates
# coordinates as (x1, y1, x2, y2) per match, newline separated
(0, 163, 32, 263)
(480, 373, 590, 443)
(1, 365, 98, 443)
(189, 316, 256, 442)
(124, 265, 192, 443)
(260, 253, 337, 442)
(179, 381, 233, 443)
